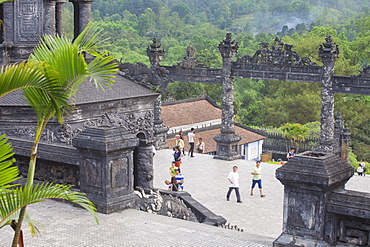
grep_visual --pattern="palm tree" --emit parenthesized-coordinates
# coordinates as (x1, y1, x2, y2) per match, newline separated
(280, 123, 309, 153)
(0, 23, 118, 247)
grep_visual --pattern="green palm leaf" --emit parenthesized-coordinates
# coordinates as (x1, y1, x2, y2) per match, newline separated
(0, 182, 98, 229)
(0, 134, 18, 191)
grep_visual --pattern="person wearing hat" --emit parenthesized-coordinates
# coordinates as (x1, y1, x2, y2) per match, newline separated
(175, 134, 185, 155)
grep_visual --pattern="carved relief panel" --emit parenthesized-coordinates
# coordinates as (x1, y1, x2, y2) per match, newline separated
(110, 158, 129, 189)
(14, 0, 43, 44)
(287, 192, 319, 231)
(83, 158, 102, 189)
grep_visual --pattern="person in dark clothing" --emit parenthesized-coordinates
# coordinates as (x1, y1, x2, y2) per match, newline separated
(169, 176, 180, 191)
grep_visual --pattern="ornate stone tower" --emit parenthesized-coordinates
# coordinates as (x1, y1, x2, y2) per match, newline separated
(146, 38, 169, 149)
(314, 36, 339, 153)
(214, 33, 242, 160)
(0, 0, 93, 64)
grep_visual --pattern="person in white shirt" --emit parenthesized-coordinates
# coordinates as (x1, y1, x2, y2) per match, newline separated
(226, 166, 242, 203)
(187, 128, 195, 157)
(357, 164, 364, 176)
(360, 160, 366, 176)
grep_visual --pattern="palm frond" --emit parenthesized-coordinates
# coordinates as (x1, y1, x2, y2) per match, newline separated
(0, 134, 18, 190)
(0, 62, 68, 124)
(0, 182, 98, 229)
(73, 22, 111, 56)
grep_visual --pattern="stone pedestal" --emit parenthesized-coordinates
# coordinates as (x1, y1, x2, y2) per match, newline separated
(213, 132, 241, 161)
(274, 151, 353, 246)
(72, 126, 139, 213)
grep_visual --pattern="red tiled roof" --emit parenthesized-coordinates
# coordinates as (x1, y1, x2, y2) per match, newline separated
(162, 98, 221, 128)
(167, 126, 266, 154)
(163, 97, 266, 153)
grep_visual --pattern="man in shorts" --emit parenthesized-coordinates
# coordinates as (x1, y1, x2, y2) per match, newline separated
(250, 161, 265, 197)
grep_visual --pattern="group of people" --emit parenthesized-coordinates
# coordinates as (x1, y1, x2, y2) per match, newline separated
(226, 161, 265, 203)
(175, 128, 205, 157)
(357, 160, 367, 176)
(165, 128, 205, 191)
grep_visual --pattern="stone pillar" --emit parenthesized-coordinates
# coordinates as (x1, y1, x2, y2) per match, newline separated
(341, 126, 351, 162)
(72, 127, 139, 213)
(214, 33, 242, 161)
(0, 2, 14, 64)
(315, 36, 339, 153)
(44, 0, 56, 36)
(71, 0, 93, 39)
(134, 142, 154, 189)
(146, 38, 169, 149)
(55, 0, 66, 36)
(274, 151, 353, 246)
(334, 108, 342, 149)
(153, 95, 169, 149)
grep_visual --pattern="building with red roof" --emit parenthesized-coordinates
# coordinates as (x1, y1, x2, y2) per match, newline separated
(162, 97, 266, 160)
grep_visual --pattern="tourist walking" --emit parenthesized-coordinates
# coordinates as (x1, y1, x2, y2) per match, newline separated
(178, 130, 185, 155)
(226, 166, 242, 203)
(357, 164, 364, 176)
(188, 128, 195, 157)
(175, 168, 185, 191)
(173, 146, 183, 168)
(175, 135, 185, 155)
(360, 160, 366, 176)
(250, 161, 265, 197)
(196, 138, 205, 153)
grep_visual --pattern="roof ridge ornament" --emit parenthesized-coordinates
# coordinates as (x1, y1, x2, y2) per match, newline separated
(237, 36, 317, 66)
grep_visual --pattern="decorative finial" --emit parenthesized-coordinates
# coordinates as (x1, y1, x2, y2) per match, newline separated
(218, 33, 238, 58)
(186, 43, 196, 58)
(319, 35, 339, 61)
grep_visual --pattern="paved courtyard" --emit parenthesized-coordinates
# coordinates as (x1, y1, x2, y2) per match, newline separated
(0, 149, 367, 246)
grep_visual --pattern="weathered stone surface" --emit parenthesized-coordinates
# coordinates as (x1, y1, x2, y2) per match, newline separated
(315, 36, 339, 153)
(214, 33, 242, 160)
(73, 127, 139, 213)
(274, 151, 354, 246)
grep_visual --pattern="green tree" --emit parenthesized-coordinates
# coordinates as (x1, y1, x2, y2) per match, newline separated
(0, 23, 117, 246)
(171, 3, 190, 19)
(280, 123, 309, 153)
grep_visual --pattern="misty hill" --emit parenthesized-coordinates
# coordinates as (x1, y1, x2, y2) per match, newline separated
(92, 0, 370, 35)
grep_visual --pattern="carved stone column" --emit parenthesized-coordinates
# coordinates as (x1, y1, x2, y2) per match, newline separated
(134, 142, 154, 189)
(274, 151, 353, 246)
(146, 38, 169, 149)
(55, 0, 66, 36)
(71, 0, 93, 38)
(72, 127, 139, 213)
(44, 0, 56, 36)
(0, 2, 14, 64)
(315, 36, 339, 153)
(214, 33, 242, 161)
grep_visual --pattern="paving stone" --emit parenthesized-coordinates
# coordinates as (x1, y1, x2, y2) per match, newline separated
(1, 149, 366, 246)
